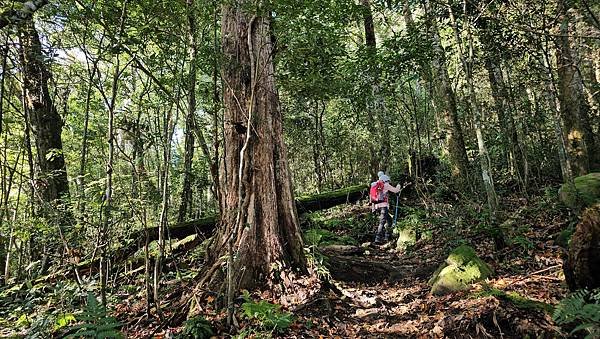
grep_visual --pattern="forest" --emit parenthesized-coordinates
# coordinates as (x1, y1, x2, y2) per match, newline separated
(0, 0, 599, 337)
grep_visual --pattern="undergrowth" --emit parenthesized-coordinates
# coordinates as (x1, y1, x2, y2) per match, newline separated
(239, 291, 294, 335)
(553, 288, 600, 338)
(64, 292, 122, 338)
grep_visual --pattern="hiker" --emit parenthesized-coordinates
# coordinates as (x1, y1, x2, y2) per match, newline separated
(370, 171, 401, 244)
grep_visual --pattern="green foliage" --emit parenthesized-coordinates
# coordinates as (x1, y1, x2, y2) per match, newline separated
(394, 207, 427, 233)
(241, 292, 294, 333)
(64, 292, 123, 338)
(55, 313, 77, 331)
(305, 247, 331, 280)
(553, 289, 600, 339)
(176, 316, 213, 339)
(555, 226, 574, 248)
(303, 228, 357, 247)
(304, 208, 377, 244)
(505, 224, 534, 251)
(510, 235, 534, 250)
(304, 228, 328, 246)
(0, 278, 98, 337)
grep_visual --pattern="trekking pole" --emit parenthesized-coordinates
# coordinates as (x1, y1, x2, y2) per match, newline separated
(392, 193, 400, 227)
(392, 182, 410, 227)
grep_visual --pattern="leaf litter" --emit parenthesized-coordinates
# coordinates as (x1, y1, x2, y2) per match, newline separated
(115, 190, 572, 338)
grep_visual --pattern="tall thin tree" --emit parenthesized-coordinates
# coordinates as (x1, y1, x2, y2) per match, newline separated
(178, 0, 198, 223)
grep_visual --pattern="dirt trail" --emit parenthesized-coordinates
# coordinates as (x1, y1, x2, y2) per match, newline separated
(294, 229, 565, 338)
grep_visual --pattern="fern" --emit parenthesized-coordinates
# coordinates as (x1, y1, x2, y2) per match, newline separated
(65, 292, 123, 338)
(553, 288, 600, 339)
(176, 316, 213, 339)
(241, 292, 294, 333)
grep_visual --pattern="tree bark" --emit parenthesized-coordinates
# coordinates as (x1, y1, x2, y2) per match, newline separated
(19, 20, 70, 208)
(361, 0, 390, 174)
(564, 203, 600, 290)
(423, 0, 470, 188)
(0, 34, 7, 136)
(201, 1, 306, 295)
(483, 52, 526, 187)
(448, 4, 498, 213)
(555, 0, 596, 176)
(540, 37, 574, 184)
(311, 102, 324, 193)
(0, 0, 48, 29)
(178, 0, 198, 223)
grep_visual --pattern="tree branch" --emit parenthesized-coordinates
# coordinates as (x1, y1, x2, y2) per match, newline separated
(0, 0, 49, 30)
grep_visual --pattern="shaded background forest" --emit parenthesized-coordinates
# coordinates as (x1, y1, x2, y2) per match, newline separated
(0, 0, 599, 336)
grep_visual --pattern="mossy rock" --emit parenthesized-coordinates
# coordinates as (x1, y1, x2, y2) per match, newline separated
(429, 245, 493, 295)
(396, 228, 416, 251)
(559, 173, 600, 210)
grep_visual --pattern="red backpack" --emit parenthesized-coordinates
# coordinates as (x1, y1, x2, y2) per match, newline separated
(369, 180, 387, 203)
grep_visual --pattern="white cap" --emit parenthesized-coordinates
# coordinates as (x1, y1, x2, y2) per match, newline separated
(380, 174, 390, 182)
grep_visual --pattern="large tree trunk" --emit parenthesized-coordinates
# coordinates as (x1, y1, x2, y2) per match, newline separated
(555, 0, 596, 176)
(423, 0, 470, 188)
(201, 2, 306, 294)
(19, 20, 69, 207)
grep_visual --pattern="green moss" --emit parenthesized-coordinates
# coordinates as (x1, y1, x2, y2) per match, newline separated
(556, 227, 574, 248)
(559, 173, 600, 209)
(446, 245, 478, 266)
(396, 228, 416, 251)
(172, 214, 218, 230)
(296, 185, 368, 202)
(171, 234, 198, 251)
(303, 228, 356, 246)
(429, 245, 493, 295)
(473, 287, 554, 313)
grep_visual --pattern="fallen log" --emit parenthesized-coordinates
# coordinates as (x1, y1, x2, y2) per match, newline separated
(75, 184, 369, 275)
(132, 184, 368, 245)
(295, 184, 369, 213)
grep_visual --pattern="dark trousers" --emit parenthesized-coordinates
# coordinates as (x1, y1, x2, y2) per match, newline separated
(375, 206, 392, 242)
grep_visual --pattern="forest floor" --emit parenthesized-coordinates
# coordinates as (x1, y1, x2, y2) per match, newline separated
(116, 185, 573, 338)
(284, 192, 570, 338)
(0, 185, 575, 338)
